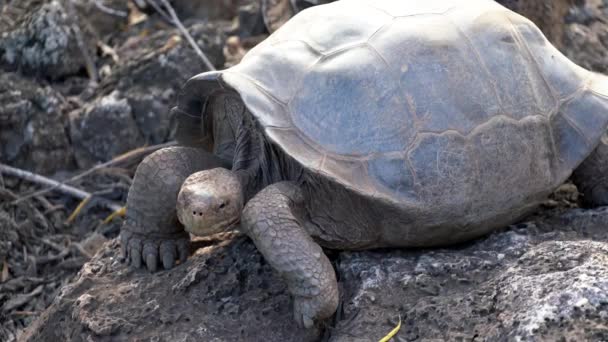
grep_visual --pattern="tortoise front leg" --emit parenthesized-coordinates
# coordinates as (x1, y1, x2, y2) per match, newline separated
(572, 134, 608, 206)
(121, 146, 229, 271)
(241, 182, 339, 328)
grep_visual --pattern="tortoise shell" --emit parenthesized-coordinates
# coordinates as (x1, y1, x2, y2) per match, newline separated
(177, 0, 608, 211)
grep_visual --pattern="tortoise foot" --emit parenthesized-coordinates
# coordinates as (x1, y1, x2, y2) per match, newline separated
(292, 281, 339, 328)
(120, 229, 190, 272)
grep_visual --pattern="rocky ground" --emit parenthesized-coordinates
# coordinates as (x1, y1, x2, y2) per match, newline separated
(0, 0, 260, 340)
(17, 197, 608, 342)
(2, 0, 608, 341)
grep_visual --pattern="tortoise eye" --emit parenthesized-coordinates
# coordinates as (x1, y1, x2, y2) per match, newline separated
(219, 200, 229, 210)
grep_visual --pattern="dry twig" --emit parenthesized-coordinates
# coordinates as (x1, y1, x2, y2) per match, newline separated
(92, 0, 128, 17)
(102, 206, 126, 224)
(0, 163, 122, 212)
(143, 0, 172, 24)
(147, 0, 216, 71)
(64, 0, 99, 85)
(65, 196, 92, 224)
(12, 141, 176, 204)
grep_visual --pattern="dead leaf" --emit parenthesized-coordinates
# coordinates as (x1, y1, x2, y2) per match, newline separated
(159, 35, 182, 53)
(1, 259, 9, 283)
(128, 1, 148, 26)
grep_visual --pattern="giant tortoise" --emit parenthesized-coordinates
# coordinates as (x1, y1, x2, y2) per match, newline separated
(120, 0, 608, 328)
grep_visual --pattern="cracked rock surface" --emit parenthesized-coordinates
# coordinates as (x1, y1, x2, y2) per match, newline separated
(333, 208, 608, 341)
(21, 233, 320, 342)
(69, 91, 143, 169)
(0, 0, 95, 79)
(20, 207, 608, 341)
(0, 72, 72, 174)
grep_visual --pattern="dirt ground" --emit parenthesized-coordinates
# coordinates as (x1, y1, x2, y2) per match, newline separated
(1, 0, 608, 341)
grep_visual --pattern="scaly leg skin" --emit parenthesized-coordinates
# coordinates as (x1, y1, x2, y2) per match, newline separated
(121, 146, 229, 271)
(572, 133, 608, 207)
(241, 182, 339, 328)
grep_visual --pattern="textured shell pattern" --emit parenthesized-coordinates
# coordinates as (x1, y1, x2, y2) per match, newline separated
(186, 0, 608, 206)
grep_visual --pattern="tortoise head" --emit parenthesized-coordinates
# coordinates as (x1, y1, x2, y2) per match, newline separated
(176, 168, 243, 236)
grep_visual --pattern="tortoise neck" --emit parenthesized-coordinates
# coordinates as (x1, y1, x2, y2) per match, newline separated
(231, 107, 292, 201)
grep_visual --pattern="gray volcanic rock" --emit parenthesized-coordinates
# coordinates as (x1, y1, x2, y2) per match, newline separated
(0, 0, 95, 79)
(20, 207, 608, 341)
(90, 22, 227, 146)
(115, 23, 227, 144)
(20, 233, 320, 342)
(72, 0, 129, 38)
(563, 18, 608, 74)
(0, 72, 72, 174)
(332, 208, 608, 341)
(69, 91, 144, 169)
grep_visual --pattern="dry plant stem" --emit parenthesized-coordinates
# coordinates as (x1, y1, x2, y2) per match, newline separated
(12, 311, 38, 316)
(0, 163, 122, 212)
(65, 196, 92, 224)
(144, 0, 173, 24)
(150, 0, 217, 71)
(64, 0, 99, 85)
(40, 239, 66, 253)
(93, 0, 128, 17)
(36, 249, 70, 265)
(102, 206, 126, 224)
(13, 141, 177, 204)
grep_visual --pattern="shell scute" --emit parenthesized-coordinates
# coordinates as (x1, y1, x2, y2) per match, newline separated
(408, 132, 474, 205)
(369, 14, 501, 135)
(347, 0, 457, 18)
(552, 91, 608, 171)
(508, 13, 587, 101)
(456, 10, 557, 116)
(367, 155, 416, 201)
(234, 40, 320, 105)
(206, 0, 608, 205)
(289, 45, 416, 156)
(268, 1, 391, 54)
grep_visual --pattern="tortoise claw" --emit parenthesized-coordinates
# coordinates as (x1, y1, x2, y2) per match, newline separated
(143, 241, 159, 272)
(119, 230, 131, 261)
(160, 241, 177, 270)
(129, 237, 143, 268)
(119, 229, 189, 272)
(293, 296, 318, 329)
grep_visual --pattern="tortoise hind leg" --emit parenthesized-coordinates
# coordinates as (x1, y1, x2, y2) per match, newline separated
(121, 146, 229, 271)
(572, 133, 608, 206)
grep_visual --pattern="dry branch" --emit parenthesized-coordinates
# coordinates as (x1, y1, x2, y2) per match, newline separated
(0, 164, 122, 212)
(148, 0, 217, 71)
(143, 0, 173, 23)
(93, 0, 128, 17)
(64, 0, 99, 85)
(12, 141, 176, 204)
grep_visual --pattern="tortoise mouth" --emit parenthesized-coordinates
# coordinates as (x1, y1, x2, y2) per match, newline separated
(183, 215, 241, 237)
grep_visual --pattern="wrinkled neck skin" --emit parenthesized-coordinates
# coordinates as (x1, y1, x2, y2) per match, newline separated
(213, 96, 302, 202)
